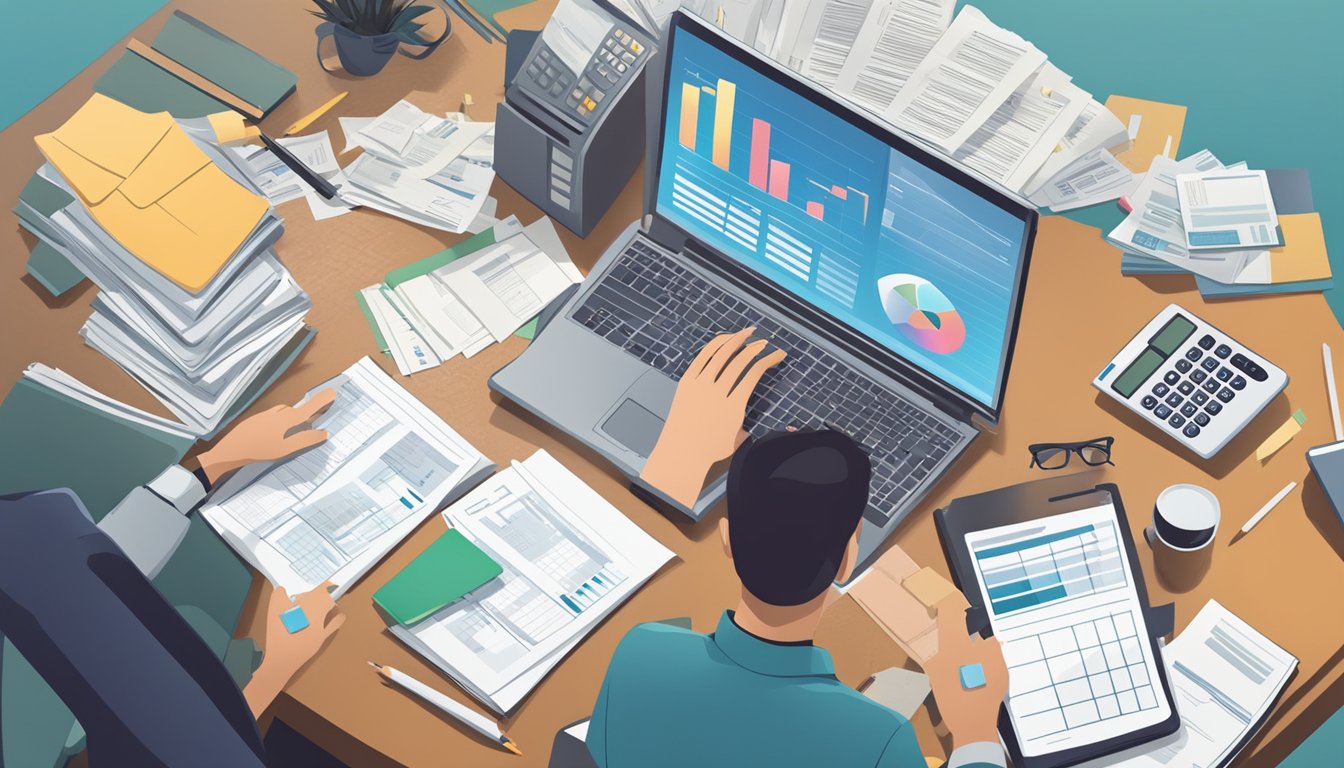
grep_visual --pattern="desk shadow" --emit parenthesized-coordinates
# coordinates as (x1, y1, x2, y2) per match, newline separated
(1093, 392, 1293, 482)
(1133, 275, 1196, 296)
(1144, 530, 1213, 593)
(486, 391, 724, 543)
(1302, 473, 1344, 562)
(19, 273, 93, 309)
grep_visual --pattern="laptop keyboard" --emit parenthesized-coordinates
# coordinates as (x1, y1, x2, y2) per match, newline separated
(571, 238, 965, 524)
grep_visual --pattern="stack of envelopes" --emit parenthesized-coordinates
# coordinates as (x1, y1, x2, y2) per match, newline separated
(17, 94, 313, 437)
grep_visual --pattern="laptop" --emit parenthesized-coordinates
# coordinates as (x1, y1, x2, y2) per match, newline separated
(491, 11, 1037, 577)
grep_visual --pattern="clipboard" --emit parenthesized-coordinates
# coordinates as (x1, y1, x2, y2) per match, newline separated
(934, 473, 1180, 768)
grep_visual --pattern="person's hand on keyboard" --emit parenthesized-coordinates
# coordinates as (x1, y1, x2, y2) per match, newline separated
(641, 328, 786, 507)
(924, 592, 1009, 751)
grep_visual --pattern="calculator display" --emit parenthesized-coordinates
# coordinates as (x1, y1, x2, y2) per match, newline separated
(1110, 315, 1196, 398)
(1112, 349, 1166, 398)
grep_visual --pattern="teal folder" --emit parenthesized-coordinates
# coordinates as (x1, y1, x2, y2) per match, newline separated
(373, 529, 502, 625)
(26, 242, 85, 297)
(0, 374, 193, 521)
(94, 48, 233, 118)
(92, 11, 295, 119)
(150, 11, 296, 117)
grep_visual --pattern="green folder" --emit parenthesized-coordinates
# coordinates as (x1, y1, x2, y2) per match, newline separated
(374, 529, 502, 625)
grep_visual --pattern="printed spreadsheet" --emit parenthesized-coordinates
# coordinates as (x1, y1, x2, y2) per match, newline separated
(966, 501, 1171, 757)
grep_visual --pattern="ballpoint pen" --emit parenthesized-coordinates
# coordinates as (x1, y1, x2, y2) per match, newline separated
(370, 662, 522, 755)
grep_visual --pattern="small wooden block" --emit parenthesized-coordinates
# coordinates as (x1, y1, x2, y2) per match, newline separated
(902, 567, 958, 612)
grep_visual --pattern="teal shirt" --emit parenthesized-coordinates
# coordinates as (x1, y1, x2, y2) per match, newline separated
(587, 611, 956, 768)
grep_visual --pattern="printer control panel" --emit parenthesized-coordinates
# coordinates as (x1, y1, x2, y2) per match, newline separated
(518, 26, 650, 127)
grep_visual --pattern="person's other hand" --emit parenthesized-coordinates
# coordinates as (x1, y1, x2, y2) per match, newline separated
(258, 581, 346, 682)
(923, 592, 1009, 749)
(640, 328, 786, 507)
(196, 388, 336, 484)
(244, 581, 346, 717)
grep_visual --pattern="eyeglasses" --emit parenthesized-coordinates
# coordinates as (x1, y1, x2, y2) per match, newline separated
(1028, 437, 1115, 470)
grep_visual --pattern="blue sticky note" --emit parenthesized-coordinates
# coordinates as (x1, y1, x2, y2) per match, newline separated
(959, 663, 986, 690)
(280, 606, 309, 634)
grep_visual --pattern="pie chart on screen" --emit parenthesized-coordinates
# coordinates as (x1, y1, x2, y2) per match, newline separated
(876, 274, 966, 355)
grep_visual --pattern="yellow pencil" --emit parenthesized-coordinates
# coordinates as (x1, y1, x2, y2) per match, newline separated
(284, 91, 349, 136)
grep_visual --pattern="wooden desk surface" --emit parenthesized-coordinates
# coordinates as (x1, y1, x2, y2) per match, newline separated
(3, 1, 1343, 766)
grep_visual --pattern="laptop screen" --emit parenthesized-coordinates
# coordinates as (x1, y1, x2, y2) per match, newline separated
(654, 19, 1033, 411)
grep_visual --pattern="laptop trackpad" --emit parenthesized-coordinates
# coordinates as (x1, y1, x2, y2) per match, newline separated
(599, 399, 664, 458)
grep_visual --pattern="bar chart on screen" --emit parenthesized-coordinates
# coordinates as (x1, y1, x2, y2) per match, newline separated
(660, 46, 889, 306)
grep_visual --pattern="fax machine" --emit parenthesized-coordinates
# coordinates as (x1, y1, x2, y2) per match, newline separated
(495, 0, 657, 237)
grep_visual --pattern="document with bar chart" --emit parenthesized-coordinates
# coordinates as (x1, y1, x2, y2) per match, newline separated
(656, 30, 1029, 408)
(965, 501, 1172, 757)
(389, 450, 674, 713)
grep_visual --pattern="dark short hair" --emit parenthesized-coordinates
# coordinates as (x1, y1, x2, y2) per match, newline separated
(725, 429, 871, 606)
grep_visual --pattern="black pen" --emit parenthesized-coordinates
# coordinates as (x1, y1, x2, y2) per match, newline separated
(258, 131, 341, 199)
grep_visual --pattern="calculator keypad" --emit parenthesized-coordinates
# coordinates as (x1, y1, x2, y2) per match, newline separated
(1147, 334, 1254, 437)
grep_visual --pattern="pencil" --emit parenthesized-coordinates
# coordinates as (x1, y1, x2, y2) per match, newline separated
(370, 662, 521, 755)
(284, 91, 348, 136)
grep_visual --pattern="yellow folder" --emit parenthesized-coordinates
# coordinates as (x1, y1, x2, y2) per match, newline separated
(1104, 95, 1187, 174)
(34, 94, 268, 293)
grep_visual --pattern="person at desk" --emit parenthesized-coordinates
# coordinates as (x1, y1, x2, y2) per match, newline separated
(0, 392, 344, 766)
(588, 330, 1009, 767)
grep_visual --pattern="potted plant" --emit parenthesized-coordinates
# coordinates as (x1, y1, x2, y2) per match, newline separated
(311, 0, 452, 77)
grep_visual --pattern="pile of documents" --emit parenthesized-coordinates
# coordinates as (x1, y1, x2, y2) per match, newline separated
(1111, 156, 1333, 296)
(339, 99, 498, 233)
(689, 1, 1136, 206)
(390, 449, 674, 713)
(1079, 600, 1295, 768)
(16, 94, 312, 437)
(358, 215, 583, 375)
(201, 357, 496, 598)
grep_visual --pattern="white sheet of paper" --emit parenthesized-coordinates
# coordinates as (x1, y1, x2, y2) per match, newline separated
(1022, 99, 1128, 196)
(1070, 601, 1295, 768)
(882, 6, 1046, 153)
(801, 0, 877, 88)
(438, 226, 581, 342)
(1028, 148, 1136, 212)
(543, 0, 616, 77)
(339, 116, 375, 154)
(952, 63, 1090, 192)
(276, 130, 341, 176)
(1176, 169, 1281, 250)
(834, 0, 955, 112)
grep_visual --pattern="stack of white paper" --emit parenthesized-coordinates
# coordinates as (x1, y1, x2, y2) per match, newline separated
(361, 215, 584, 376)
(14, 117, 312, 437)
(201, 357, 495, 598)
(340, 100, 497, 233)
(761, 3, 1136, 204)
(1106, 151, 1268, 283)
(390, 449, 675, 714)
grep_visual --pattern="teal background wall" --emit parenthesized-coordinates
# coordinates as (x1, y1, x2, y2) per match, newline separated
(960, 0, 1344, 329)
(0, 0, 168, 131)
